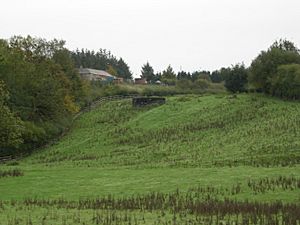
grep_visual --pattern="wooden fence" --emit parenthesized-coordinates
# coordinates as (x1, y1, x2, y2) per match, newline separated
(73, 94, 140, 120)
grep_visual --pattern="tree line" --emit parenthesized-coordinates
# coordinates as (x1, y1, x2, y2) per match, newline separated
(0, 36, 132, 156)
(140, 39, 300, 99)
(71, 49, 132, 79)
(1, 36, 299, 156)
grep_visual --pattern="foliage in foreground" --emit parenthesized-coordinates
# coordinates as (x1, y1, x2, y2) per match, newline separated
(1, 185, 299, 225)
(0, 36, 89, 155)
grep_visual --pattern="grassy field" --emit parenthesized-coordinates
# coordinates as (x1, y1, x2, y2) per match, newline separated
(0, 94, 300, 224)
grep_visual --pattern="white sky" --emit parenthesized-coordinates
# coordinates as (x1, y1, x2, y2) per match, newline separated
(1, 0, 300, 77)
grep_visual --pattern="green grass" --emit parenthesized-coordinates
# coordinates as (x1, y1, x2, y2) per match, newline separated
(0, 93, 299, 224)
(1, 166, 299, 201)
(23, 94, 300, 168)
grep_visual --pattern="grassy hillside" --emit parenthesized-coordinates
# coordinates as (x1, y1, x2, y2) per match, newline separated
(25, 94, 300, 168)
(1, 94, 300, 224)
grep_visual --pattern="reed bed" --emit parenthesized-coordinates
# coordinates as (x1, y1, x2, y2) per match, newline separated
(0, 168, 23, 178)
(1, 187, 299, 225)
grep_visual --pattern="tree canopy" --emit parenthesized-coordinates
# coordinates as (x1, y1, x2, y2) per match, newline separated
(71, 49, 132, 79)
(0, 36, 88, 155)
(141, 62, 155, 83)
(224, 64, 248, 93)
(249, 39, 300, 93)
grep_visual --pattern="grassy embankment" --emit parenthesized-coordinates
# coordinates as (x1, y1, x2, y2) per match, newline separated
(0, 94, 299, 224)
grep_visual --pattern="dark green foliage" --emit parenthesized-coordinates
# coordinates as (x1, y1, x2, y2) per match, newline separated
(71, 49, 132, 79)
(140, 62, 155, 83)
(191, 70, 211, 82)
(224, 64, 248, 93)
(210, 70, 223, 83)
(0, 81, 24, 152)
(0, 36, 87, 155)
(115, 58, 132, 79)
(269, 64, 300, 99)
(161, 65, 176, 85)
(249, 39, 300, 94)
(210, 68, 230, 83)
(177, 71, 191, 80)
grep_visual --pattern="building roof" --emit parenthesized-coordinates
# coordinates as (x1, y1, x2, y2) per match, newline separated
(79, 68, 116, 79)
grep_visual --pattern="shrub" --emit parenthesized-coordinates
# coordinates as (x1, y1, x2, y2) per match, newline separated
(224, 64, 248, 93)
(270, 64, 300, 99)
(249, 39, 300, 94)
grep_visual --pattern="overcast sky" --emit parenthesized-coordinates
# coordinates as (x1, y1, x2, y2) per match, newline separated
(1, 0, 300, 76)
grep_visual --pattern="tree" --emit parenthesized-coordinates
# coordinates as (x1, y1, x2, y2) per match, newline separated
(0, 36, 85, 152)
(141, 62, 155, 83)
(0, 80, 24, 152)
(9, 35, 65, 62)
(71, 49, 133, 79)
(269, 64, 300, 99)
(116, 58, 132, 79)
(271, 39, 299, 52)
(161, 65, 176, 85)
(191, 71, 210, 82)
(211, 70, 224, 83)
(177, 71, 191, 80)
(224, 64, 248, 93)
(52, 48, 88, 104)
(249, 39, 300, 93)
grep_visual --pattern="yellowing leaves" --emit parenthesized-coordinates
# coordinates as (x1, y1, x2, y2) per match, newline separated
(64, 95, 80, 114)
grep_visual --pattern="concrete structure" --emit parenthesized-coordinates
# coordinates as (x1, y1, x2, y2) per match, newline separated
(132, 97, 166, 107)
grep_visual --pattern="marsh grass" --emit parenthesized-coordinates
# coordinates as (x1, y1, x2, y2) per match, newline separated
(1, 186, 299, 225)
(0, 168, 23, 178)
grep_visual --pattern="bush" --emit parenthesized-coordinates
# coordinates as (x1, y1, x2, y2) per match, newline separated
(194, 79, 210, 89)
(270, 64, 300, 99)
(249, 39, 300, 94)
(224, 64, 248, 93)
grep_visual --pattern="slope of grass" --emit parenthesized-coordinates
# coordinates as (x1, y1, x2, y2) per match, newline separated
(23, 94, 300, 168)
(0, 94, 299, 224)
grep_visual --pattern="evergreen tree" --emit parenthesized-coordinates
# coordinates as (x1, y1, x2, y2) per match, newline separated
(162, 65, 176, 79)
(177, 71, 191, 80)
(116, 58, 132, 79)
(71, 49, 132, 79)
(141, 62, 155, 83)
